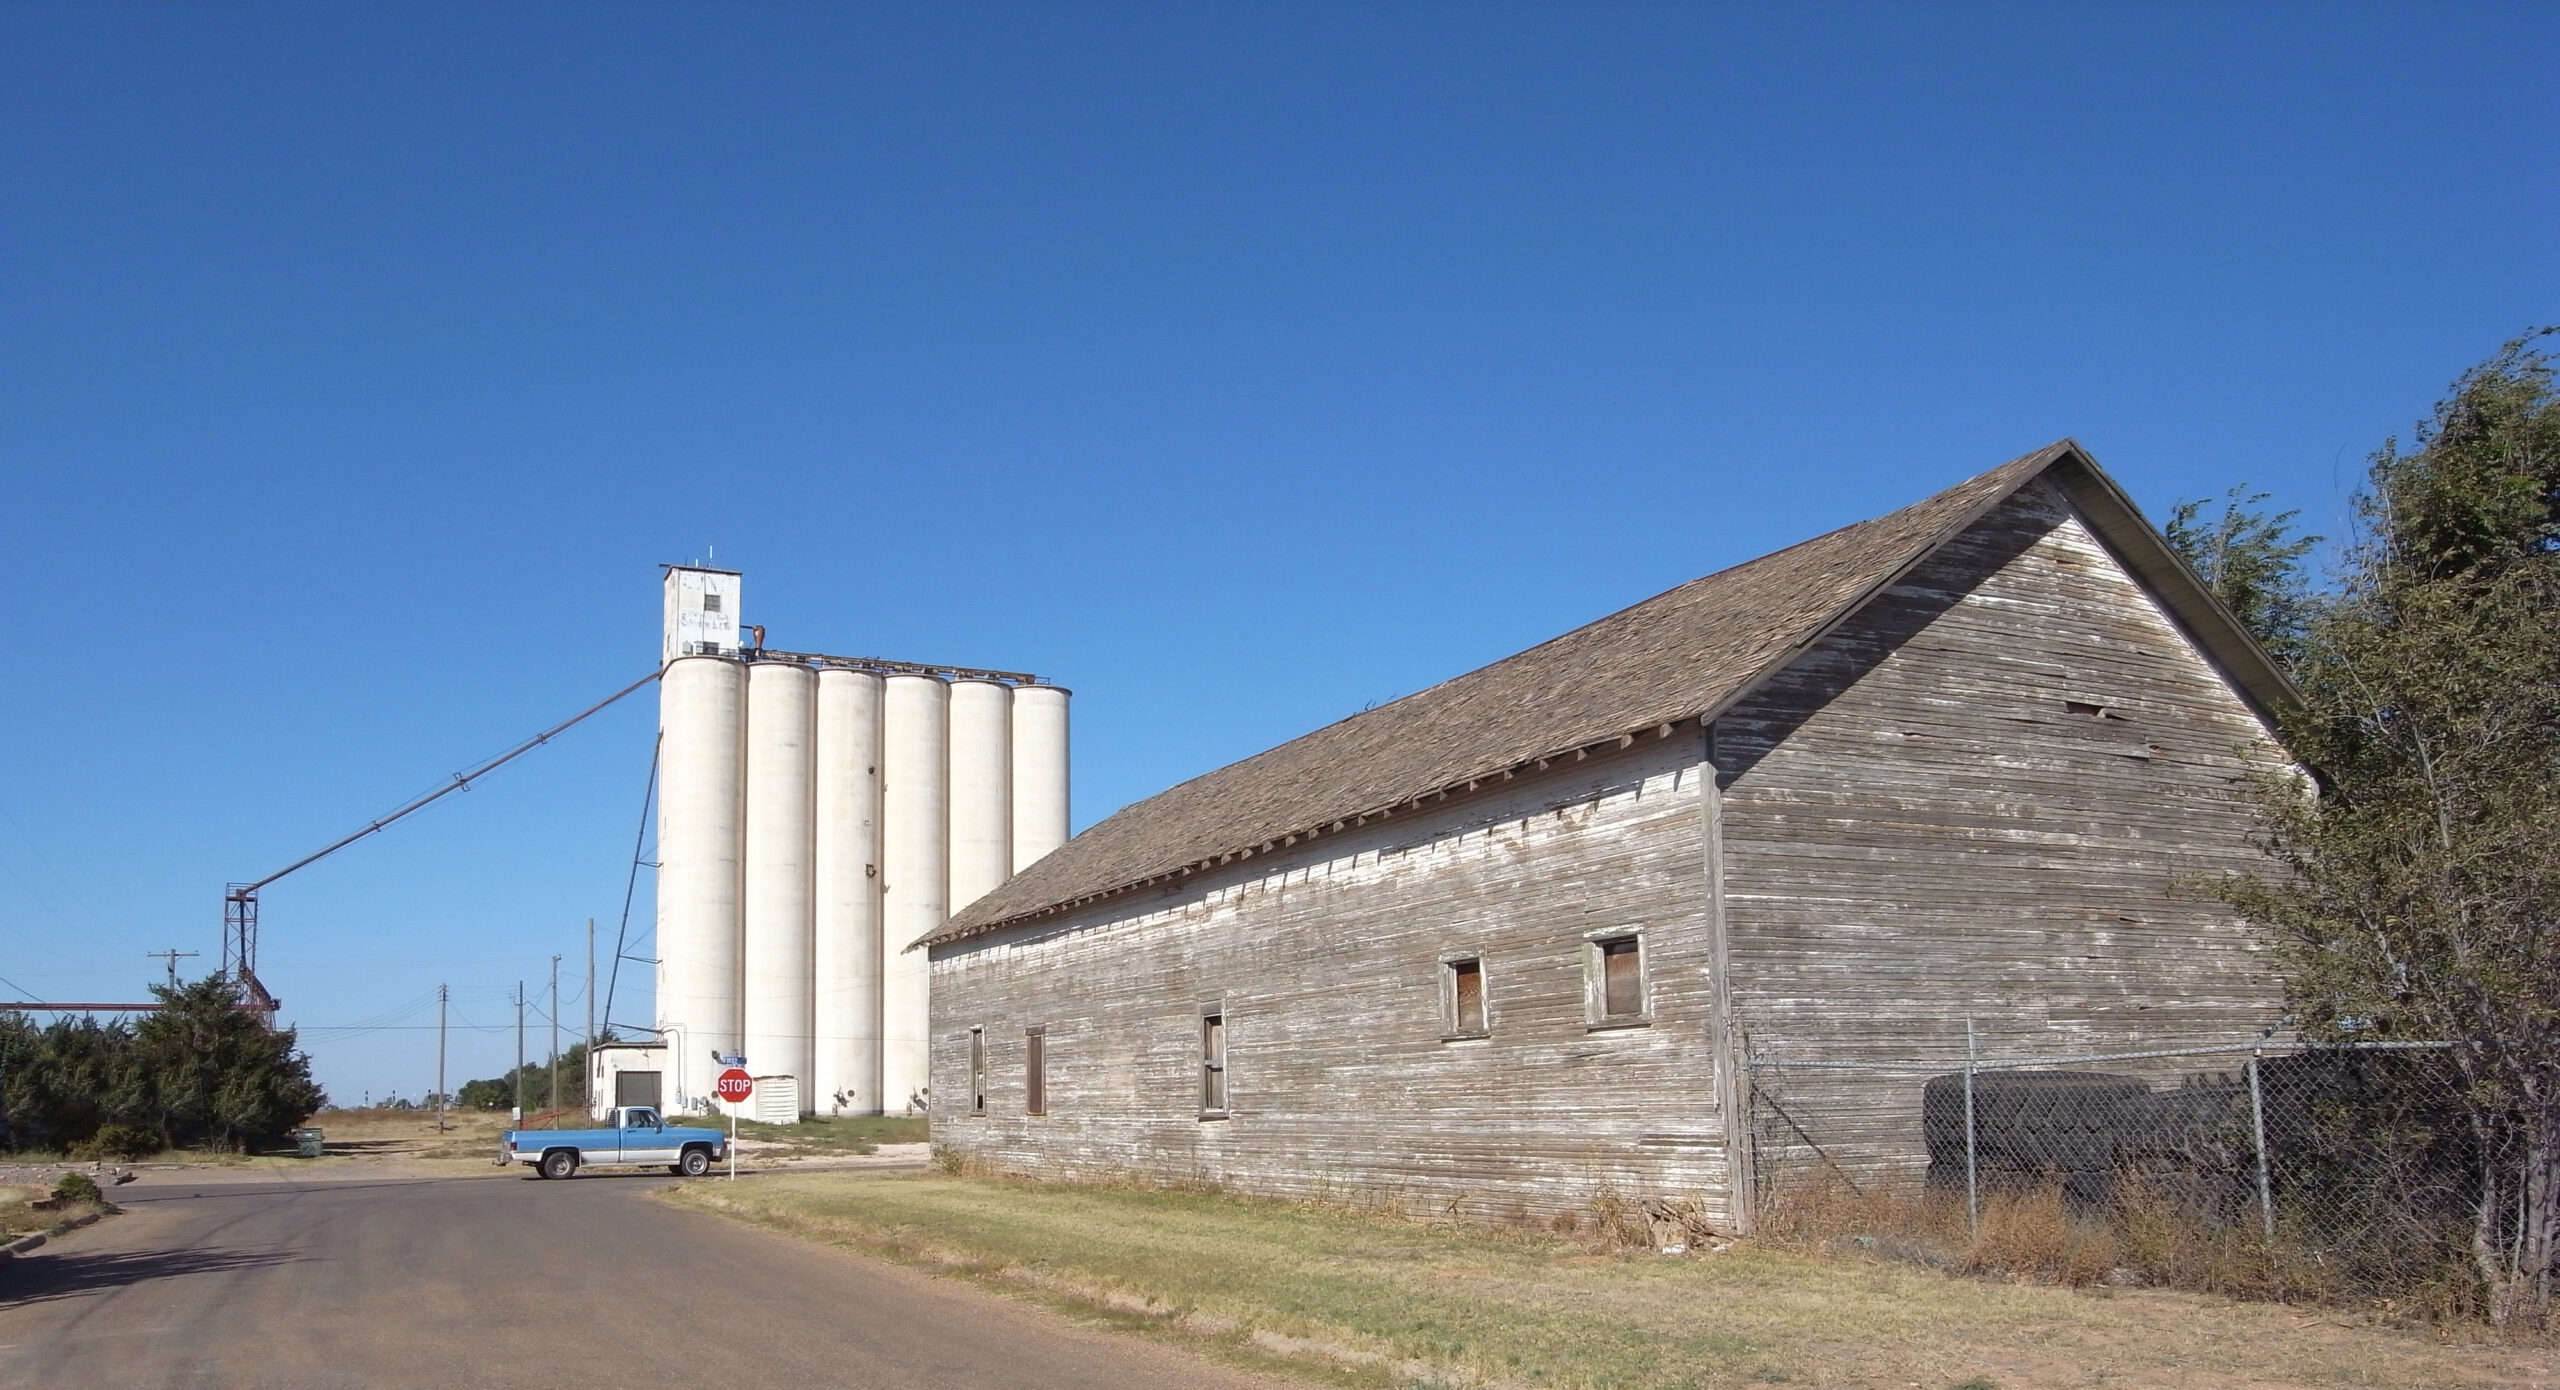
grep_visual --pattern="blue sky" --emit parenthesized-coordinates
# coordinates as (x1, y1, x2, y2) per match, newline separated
(1, 5, 2551, 1103)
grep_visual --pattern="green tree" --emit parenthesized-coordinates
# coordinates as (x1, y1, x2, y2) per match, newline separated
(454, 1077, 513, 1110)
(2167, 485, 2322, 662)
(127, 976, 326, 1151)
(3, 1014, 142, 1149)
(0, 981, 325, 1154)
(455, 1040, 592, 1114)
(2221, 332, 2559, 1325)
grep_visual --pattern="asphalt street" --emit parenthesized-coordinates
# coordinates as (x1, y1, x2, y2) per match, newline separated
(0, 1165, 1297, 1389)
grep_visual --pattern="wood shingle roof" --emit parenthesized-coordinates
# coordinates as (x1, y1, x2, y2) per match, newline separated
(927, 441, 2291, 948)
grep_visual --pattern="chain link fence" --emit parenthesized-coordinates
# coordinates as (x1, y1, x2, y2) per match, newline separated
(1748, 1032, 2488, 1315)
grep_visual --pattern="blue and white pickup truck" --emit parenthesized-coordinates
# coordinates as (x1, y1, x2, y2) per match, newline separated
(503, 1106, 727, 1179)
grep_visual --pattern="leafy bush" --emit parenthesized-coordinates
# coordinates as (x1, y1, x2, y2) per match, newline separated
(51, 1172, 102, 1206)
(71, 1124, 159, 1161)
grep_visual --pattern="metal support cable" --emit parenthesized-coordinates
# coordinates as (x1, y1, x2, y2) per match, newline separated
(602, 734, 660, 1038)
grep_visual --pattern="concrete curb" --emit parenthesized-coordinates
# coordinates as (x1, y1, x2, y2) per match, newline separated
(1, 1208, 108, 1259)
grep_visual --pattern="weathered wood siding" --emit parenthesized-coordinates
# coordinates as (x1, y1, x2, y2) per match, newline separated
(930, 736, 1733, 1224)
(1716, 479, 2290, 1181)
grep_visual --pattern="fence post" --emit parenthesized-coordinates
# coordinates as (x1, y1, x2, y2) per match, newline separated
(1964, 1016, 1979, 1243)
(2245, 1049, 2276, 1241)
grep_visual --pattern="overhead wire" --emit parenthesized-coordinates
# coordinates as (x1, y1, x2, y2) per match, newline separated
(0, 802, 105, 934)
(332, 992, 440, 1031)
(0, 806, 108, 965)
(298, 1021, 510, 1036)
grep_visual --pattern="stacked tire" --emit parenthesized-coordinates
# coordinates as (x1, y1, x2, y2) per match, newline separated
(1922, 1071, 2153, 1213)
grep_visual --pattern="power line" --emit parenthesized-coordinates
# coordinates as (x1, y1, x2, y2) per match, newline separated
(298, 1022, 512, 1035)
(0, 801, 106, 932)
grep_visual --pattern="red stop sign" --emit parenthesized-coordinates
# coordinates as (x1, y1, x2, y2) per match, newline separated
(714, 1069, 754, 1104)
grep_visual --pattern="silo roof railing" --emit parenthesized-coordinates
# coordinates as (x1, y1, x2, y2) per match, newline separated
(743, 646, 1056, 688)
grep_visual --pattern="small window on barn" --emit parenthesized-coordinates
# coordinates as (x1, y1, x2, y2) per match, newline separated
(1444, 957, 1487, 1038)
(702, 592, 723, 613)
(968, 1027, 987, 1115)
(1025, 1027, 1047, 1116)
(1199, 1008, 1228, 1117)
(1586, 933, 1647, 1027)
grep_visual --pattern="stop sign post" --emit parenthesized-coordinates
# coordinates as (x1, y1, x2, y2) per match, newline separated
(714, 1068, 753, 1180)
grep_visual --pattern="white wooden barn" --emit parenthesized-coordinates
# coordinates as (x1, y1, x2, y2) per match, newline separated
(922, 443, 2295, 1229)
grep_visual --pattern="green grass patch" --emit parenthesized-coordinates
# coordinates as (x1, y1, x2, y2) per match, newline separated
(663, 1173, 2537, 1390)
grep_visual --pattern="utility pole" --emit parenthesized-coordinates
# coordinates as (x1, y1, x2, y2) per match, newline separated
(585, 918, 596, 1048)
(513, 982, 525, 1124)
(549, 954, 562, 1116)
(436, 984, 449, 1133)
(145, 948, 198, 989)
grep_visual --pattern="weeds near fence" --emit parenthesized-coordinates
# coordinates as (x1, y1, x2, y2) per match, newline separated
(1750, 1037, 2522, 1327)
(1758, 1164, 2483, 1320)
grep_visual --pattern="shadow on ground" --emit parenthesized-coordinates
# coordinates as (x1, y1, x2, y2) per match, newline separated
(0, 1245, 307, 1306)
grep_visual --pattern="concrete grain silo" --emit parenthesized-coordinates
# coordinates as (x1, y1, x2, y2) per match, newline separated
(742, 660, 817, 1112)
(879, 672, 948, 1113)
(1010, 683, 1071, 871)
(812, 668, 883, 1116)
(947, 679, 1014, 913)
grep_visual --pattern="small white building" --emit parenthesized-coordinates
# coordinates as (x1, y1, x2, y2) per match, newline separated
(588, 1040, 671, 1120)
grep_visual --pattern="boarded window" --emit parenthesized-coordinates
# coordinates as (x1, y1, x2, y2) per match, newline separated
(1447, 958, 1486, 1036)
(1025, 1027, 1046, 1116)
(1596, 936, 1644, 1019)
(703, 593, 723, 613)
(968, 1027, 987, 1114)
(1200, 1012, 1227, 1115)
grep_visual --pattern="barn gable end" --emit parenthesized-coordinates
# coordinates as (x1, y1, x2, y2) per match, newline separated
(1715, 477, 2290, 1190)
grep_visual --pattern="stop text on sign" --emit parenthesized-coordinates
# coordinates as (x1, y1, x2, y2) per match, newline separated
(715, 1068, 754, 1104)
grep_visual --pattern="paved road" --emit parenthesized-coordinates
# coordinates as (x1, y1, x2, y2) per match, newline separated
(0, 1166, 1294, 1389)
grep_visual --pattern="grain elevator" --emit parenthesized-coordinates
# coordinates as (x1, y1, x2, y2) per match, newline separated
(651, 565, 1067, 1117)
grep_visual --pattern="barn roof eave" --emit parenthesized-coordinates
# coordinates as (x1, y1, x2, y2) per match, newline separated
(921, 440, 2300, 952)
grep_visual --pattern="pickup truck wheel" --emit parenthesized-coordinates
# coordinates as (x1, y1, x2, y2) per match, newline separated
(677, 1146, 712, 1177)
(539, 1149, 578, 1181)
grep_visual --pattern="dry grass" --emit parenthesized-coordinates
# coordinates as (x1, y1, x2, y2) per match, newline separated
(0, 1181, 117, 1238)
(1757, 1169, 2491, 1324)
(300, 1106, 517, 1162)
(0, 1184, 46, 1237)
(666, 1171, 2549, 1390)
(725, 1114, 926, 1156)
